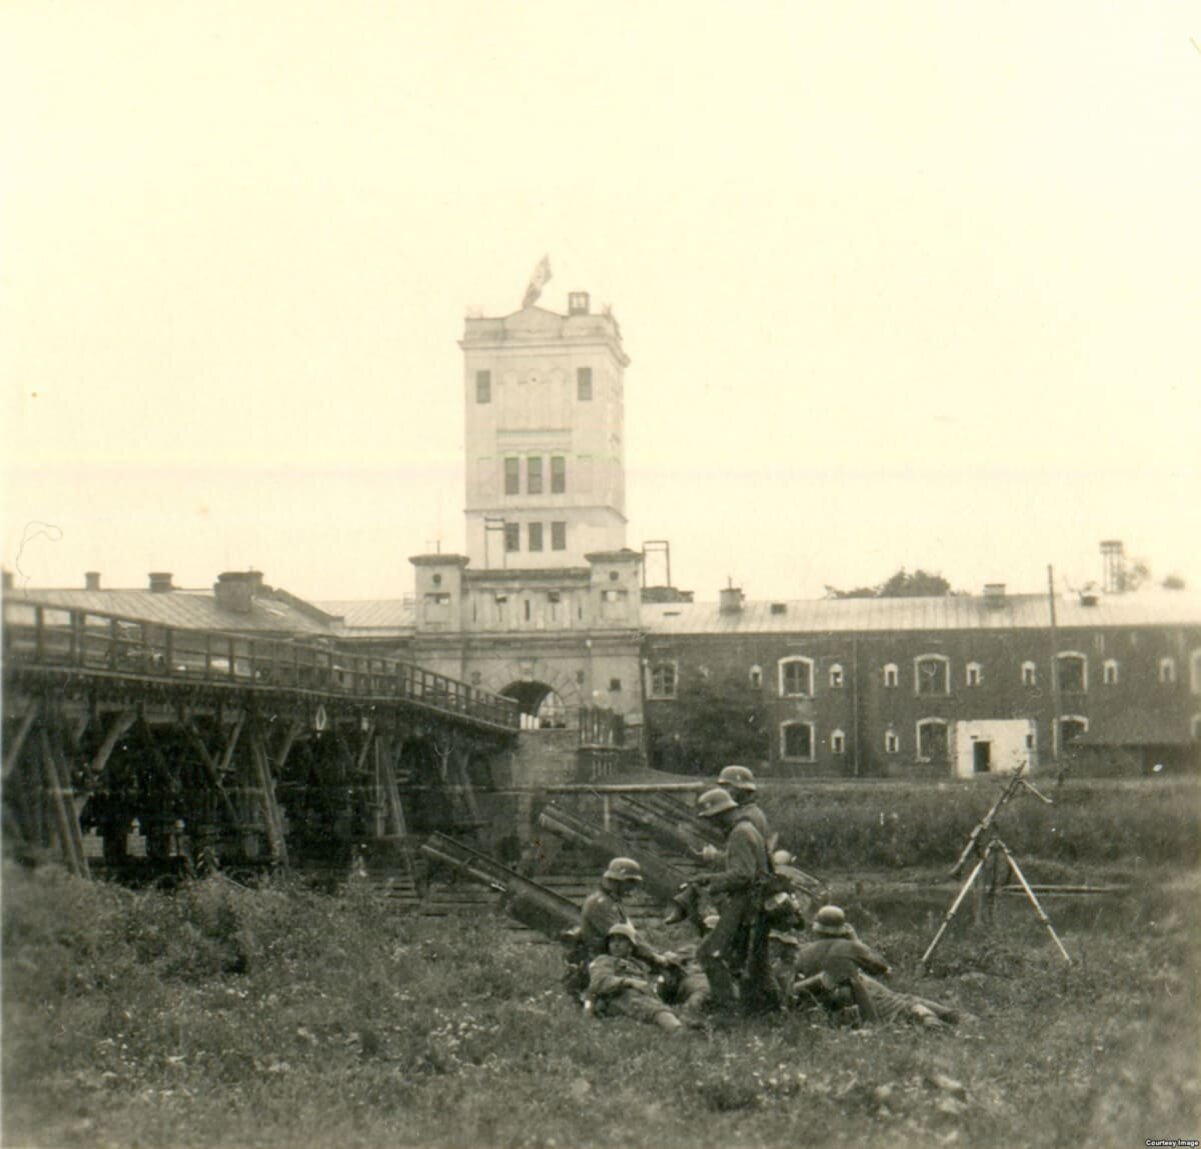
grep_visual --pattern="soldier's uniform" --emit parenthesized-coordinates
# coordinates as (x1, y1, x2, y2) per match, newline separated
(694, 789, 779, 1012)
(586, 924, 683, 1034)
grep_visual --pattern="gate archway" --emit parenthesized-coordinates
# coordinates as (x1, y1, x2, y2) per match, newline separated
(500, 682, 569, 730)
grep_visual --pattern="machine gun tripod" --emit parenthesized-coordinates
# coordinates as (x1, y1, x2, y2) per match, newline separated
(920, 763, 1071, 968)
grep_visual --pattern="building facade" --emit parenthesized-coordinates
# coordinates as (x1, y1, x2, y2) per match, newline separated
(640, 586, 1201, 777)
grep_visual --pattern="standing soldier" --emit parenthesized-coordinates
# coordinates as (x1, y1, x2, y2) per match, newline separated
(716, 764, 771, 843)
(691, 787, 780, 1013)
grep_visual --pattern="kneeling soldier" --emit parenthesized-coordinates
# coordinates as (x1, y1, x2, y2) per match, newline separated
(587, 924, 684, 1035)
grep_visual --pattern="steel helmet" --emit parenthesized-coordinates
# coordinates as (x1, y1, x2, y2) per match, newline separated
(603, 857, 644, 883)
(717, 764, 757, 792)
(812, 905, 852, 937)
(696, 787, 738, 818)
(772, 849, 795, 867)
(606, 922, 639, 943)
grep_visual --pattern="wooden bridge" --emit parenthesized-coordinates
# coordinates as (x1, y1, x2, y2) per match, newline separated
(2, 598, 521, 878)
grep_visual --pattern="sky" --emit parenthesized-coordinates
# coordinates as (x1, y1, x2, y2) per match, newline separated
(3, 2, 1199, 604)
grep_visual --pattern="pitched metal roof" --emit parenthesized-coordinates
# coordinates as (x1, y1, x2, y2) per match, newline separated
(315, 599, 415, 633)
(640, 591, 1201, 636)
(6, 588, 339, 636)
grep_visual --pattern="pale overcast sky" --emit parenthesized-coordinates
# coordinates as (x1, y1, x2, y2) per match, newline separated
(3, 2, 1199, 602)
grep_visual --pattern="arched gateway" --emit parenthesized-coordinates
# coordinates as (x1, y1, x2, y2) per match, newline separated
(501, 681, 569, 730)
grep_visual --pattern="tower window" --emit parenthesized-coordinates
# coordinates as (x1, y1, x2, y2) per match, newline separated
(885, 730, 899, 754)
(527, 456, 543, 495)
(1022, 661, 1037, 687)
(504, 523, 519, 552)
(1160, 657, 1177, 685)
(504, 457, 520, 495)
(551, 456, 566, 493)
(551, 522, 567, 551)
(966, 661, 983, 687)
(829, 663, 844, 688)
(778, 656, 814, 698)
(917, 718, 949, 762)
(830, 729, 846, 754)
(883, 663, 899, 688)
(749, 665, 762, 689)
(1103, 659, 1119, 685)
(528, 522, 543, 552)
(577, 367, 593, 401)
(475, 370, 491, 404)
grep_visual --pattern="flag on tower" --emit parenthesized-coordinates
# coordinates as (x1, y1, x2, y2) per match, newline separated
(522, 255, 552, 308)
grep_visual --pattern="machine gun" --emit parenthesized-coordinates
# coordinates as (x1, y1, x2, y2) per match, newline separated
(419, 833, 579, 941)
(537, 803, 694, 905)
(949, 761, 1051, 878)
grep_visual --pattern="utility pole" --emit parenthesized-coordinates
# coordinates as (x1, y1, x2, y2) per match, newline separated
(1047, 565, 1064, 786)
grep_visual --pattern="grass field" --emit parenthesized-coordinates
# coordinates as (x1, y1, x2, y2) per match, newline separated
(4, 834, 1199, 1149)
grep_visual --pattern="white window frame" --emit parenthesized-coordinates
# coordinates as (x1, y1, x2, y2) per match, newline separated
(884, 729, 899, 754)
(647, 661, 678, 700)
(1056, 651, 1089, 693)
(1021, 661, 1037, 687)
(916, 717, 950, 763)
(748, 665, 763, 689)
(830, 728, 846, 754)
(966, 661, 983, 687)
(1159, 657, 1177, 685)
(1056, 714, 1089, 755)
(1102, 659, 1119, 686)
(780, 720, 816, 763)
(914, 653, 950, 697)
(883, 663, 899, 688)
(828, 663, 844, 688)
(778, 656, 815, 698)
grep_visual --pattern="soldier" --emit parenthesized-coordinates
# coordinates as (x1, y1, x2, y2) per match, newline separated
(792, 906, 961, 1028)
(564, 857, 672, 1000)
(691, 787, 780, 1013)
(586, 924, 684, 1035)
(716, 764, 771, 843)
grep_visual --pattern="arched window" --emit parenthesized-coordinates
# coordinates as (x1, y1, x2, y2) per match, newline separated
(916, 718, 949, 762)
(1159, 657, 1177, 685)
(883, 663, 899, 688)
(828, 663, 844, 688)
(1056, 652, 1088, 693)
(1102, 659, 1119, 686)
(830, 728, 846, 754)
(778, 656, 814, 698)
(1057, 715, 1089, 754)
(780, 721, 815, 762)
(965, 661, 983, 687)
(884, 729, 899, 754)
(1021, 661, 1038, 687)
(748, 665, 763, 690)
(915, 654, 950, 696)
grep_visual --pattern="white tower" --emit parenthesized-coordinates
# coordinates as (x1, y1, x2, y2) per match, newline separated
(461, 290, 629, 569)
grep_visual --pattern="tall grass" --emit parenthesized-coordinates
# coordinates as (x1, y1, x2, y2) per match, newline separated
(4, 859, 1199, 1149)
(768, 777, 1201, 871)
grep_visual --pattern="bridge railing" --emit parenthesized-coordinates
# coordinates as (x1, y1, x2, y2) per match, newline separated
(2, 599, 520, 730)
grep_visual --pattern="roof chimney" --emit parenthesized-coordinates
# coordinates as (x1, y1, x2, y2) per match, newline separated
(1101, 540, 1125, 594)
(568, 291, 590, 315)
(85, 571, 101, 591)
(719, 581, 744, 615)
(214, 570, 263, 613)
(2, 569, 13, 592)
(148, 572, 174, 593)
(983, 583, 1006, 610)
